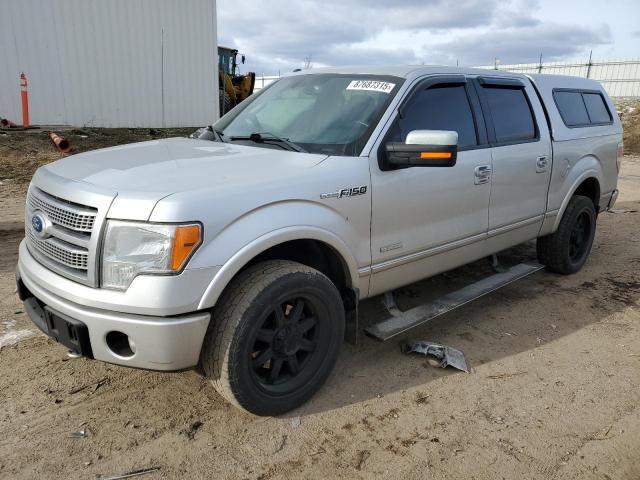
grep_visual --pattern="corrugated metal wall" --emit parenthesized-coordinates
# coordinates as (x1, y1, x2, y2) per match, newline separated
(0, 0, 218, 127)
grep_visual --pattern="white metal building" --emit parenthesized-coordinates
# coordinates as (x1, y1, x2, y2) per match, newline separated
(0, 0, 218, 128)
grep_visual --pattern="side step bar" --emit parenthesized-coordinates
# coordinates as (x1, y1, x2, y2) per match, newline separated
(364, 262, 545, 341)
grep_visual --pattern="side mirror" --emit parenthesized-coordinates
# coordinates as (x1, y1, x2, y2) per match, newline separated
(385, 130, 458, 167)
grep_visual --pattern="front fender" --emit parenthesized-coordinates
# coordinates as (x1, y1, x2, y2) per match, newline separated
(196, 225, 361, 310)
(191, 199, 366, 309)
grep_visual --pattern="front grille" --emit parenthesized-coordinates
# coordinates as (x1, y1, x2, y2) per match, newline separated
(26, 230, 89, 270)
(25, 187, 100, 285)
(28, 190, 96, 232)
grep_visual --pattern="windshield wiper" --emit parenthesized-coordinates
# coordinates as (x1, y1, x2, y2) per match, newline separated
(229, 132, 307, 153)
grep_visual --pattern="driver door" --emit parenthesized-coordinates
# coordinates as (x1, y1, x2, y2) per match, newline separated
(368, 76, 492, 296)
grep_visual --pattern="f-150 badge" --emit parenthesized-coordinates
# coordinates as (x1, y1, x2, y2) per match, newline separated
(320, 186, 367, 199)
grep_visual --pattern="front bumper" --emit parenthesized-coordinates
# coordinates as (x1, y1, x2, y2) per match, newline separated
(17, 247, 211, 371)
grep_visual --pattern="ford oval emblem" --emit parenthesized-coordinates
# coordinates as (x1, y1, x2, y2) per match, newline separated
(31, 212, 51, 238)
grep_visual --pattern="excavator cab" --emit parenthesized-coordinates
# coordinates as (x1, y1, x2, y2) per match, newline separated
(218, 46, 255, 116)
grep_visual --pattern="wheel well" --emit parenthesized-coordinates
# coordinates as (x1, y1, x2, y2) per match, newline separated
(244, 239, 350, 294)
(574, 177, 600, 211)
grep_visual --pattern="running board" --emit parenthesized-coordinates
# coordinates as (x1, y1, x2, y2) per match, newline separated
(364, 262, 545, 341)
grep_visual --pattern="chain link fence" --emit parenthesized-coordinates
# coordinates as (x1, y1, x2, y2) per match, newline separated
(477, 57, 640, 97)
(255, 58, 640, 97)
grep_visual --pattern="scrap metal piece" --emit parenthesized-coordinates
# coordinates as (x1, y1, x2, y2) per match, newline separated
(69, 428, 89, 439)
(403, 341, 469, 373)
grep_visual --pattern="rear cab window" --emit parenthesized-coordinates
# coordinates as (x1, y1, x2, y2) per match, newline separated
(482, 86, 537, 143)
(582, 93, 612, 124)
(553, 89, 612, 128)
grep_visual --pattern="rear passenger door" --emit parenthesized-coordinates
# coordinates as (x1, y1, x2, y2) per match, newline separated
(474, 77, 552, 234)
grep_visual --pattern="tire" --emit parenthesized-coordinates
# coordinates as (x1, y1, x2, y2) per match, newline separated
(219, 89, 232, 116)
(537, 195, 597, 274)
(200, 260, 345, 416)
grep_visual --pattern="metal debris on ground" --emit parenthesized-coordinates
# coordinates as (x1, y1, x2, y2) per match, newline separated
(69, 428, 89, 439)
(402, 341, 470, 373)
(95, 467, 160, 480)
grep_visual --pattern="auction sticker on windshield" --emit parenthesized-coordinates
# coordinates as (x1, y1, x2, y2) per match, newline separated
(346, 80, 395, 93)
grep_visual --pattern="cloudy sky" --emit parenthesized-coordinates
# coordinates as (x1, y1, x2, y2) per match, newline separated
(217, 0, 638, 75)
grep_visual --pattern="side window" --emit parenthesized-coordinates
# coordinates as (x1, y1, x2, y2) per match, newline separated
(483, 86, 536, 143)
(553, 90, 612, 127)
(583, 93, 611, 124)
(553, 91, 590, 126)
(394, 85, 478, 149)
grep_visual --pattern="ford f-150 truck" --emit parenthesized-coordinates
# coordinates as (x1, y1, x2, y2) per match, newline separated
(16, 66, 623, 415)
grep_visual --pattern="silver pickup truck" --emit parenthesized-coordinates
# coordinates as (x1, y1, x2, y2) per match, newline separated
(16, 66, 622, 415)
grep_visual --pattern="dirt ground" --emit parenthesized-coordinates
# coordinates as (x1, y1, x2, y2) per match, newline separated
(1, 117, 639, 479)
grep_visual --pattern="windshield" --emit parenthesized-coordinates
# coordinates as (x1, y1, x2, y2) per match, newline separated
(212, 74, 404, 156)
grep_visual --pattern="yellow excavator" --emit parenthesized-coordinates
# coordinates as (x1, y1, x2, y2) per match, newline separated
(218, 46, 256, 116)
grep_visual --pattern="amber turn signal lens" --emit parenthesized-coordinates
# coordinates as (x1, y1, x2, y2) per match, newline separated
(420, 151, 452, 159)
(171, 224, 202, 271)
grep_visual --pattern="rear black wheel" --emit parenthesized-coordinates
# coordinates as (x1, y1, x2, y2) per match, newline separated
(201, 260, 344, 416)
(537, 195, 597, 274)
(568, 210, 592, 264)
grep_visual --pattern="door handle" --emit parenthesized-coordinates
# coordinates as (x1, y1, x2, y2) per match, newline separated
(474, 165, 492, 185)
(536, 156, 548, 173)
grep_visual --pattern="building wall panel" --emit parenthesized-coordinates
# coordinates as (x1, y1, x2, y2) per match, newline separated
(0, 0, 217, 127)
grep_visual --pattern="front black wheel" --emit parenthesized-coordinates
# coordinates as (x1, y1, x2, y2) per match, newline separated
(201, 260, 345, 416)
(537, 195, 597, 274)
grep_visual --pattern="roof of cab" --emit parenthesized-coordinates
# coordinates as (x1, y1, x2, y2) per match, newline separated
(287, 64, 529, 80)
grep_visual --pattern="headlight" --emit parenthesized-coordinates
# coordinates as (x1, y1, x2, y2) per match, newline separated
(101, 220, 202, 290)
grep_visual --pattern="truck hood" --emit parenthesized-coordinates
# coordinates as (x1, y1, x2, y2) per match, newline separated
(45, 137, 328, 194)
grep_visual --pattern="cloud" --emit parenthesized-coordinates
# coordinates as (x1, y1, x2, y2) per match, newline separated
(492, 0, 541, 28)
(219, 0, 500, 73)
(427, 23, 612, 66)
(319, 46, 420, 66)
(218, 0, 614, 74)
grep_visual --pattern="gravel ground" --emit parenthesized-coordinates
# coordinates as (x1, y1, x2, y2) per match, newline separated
(0, 128, 638, 479)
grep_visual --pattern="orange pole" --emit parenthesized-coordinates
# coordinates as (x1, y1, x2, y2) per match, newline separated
(20, 72, 29, 129)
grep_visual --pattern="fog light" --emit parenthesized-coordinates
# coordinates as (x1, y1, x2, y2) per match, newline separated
(105, 331, 135, 358)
